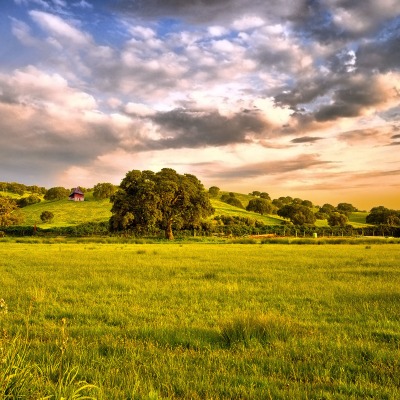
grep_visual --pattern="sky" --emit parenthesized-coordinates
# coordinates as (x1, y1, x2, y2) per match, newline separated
(0, 0, 399, 210)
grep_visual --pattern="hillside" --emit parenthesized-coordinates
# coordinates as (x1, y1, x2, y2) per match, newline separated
(18, 192, 112, 228)
(4, 189, 369, 229)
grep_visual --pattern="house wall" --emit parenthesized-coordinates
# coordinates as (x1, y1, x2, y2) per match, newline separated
(69, 194, 84, 201)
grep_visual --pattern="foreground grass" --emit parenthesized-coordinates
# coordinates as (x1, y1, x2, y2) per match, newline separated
(0, 243, 399, 399)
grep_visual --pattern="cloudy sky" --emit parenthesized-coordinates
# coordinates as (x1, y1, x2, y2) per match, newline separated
(1, 0, 399, 209)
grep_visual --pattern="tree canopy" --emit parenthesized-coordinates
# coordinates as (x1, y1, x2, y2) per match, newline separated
(277, 204, 316, 225)
(328, 212, 349, 227)
(366, 206, 400, 226)
(0, 196, 24, 227)
(208, 186, 220, 197)
(93, 182, 116, 200)
(110, 168, 214, 240)
(246, 198, 274, 215)
(44, 187, 70, 201)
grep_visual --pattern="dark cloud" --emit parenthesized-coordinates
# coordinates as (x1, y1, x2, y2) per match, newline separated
(357, 33, 400, 73)
(111, 0, 306, 25)
(142, 108, 269, 149)
(0, 103, 123, 182)
(314, 75, 388, 122)
(392, 134, 400, 140)
(209, 154, 332, 180)
(291, 136, 323, 143)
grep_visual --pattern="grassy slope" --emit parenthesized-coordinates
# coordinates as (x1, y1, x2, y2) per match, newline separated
(211, 198, 285, 225)
(10, 189, 369, 228)
(19, 191, 112, 227)
(348, 211, 369, 226)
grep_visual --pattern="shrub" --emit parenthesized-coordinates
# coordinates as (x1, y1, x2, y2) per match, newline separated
(40, 211, 54, 223)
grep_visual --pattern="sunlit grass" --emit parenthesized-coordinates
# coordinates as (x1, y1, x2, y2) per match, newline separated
(19, 193, 112, 227)
(0, 243, 399, 398)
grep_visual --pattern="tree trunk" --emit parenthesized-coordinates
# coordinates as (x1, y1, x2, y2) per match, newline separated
(165, 219, 174, 240)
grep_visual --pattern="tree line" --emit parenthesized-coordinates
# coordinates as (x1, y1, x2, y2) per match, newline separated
(1, 170, 399, 239)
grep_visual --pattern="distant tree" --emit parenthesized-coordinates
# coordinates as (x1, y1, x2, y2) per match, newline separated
(246, 198, 274, 215)
(220, 193, 230, 202)
(337, 202, 357, 214)
(366, 206, 400, 226)
(110, 168, 214, 240)
(250, 191, 261, 197)
(278, 204, 316, 225)
(272, 198, 284, 209)
(6, 182, 25, 195)
(315, 211, 329, 220)
(27, 185, 46, 194)
(301, 200, 313, 208)
(17, 194, 41, 208)
(44, 187, 69, 201)
(208, 186, 220, 197)
(280, 196, 293, 205)
(328, 212, 349, 227)
(40, 210, 54, 223)
(226, 197, 244, 209)
(0, 196, 24, 227)
(229, 192, 236, 198)
(320, 203, 336, 215)
(260, 192, 271, 200)
(93, 182, 116, 200)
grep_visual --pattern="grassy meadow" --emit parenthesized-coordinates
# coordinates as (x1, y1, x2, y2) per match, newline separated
(1, 241, 399, 399)
(13, 189, 369, 229)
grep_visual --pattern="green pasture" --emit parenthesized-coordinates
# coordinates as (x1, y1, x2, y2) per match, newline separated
(18, 199, 368, 229)
(1, 242, 399, 399)
(19, 192, 112, 228)
(9, 189, 369, 229)
(211, 198, 285, 225)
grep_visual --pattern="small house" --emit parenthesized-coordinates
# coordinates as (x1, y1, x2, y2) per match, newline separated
(69, 187, 84, 201)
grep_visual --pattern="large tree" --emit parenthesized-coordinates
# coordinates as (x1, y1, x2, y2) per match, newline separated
(110, 168, 214, 240)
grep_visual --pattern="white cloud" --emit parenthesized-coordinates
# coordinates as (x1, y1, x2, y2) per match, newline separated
(208, 26, 229, 37)
(29, 10, 91, 46)
(10, 18, 38, 46)
(232, 15, 265, 31)
(125, 102, 156, 117)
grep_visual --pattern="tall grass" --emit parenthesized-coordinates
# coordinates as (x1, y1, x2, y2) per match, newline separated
(0, 243, 399, 398)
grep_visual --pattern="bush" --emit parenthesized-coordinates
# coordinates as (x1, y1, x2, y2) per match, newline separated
(226, 197, 244, 209)
(17, 195, 41, 208)
(40, 211, 54, 223)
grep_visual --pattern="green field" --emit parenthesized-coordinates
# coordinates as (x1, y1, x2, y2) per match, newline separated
(1, 242, 399, 399)
(13, 190, 369, 229)
(16, 192, 112, 228)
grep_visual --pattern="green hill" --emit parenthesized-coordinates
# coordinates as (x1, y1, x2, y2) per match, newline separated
(5, 188, 371, 229)
(210, 198, 284, 225)
(18, 192, 112, 228)
(348, 212, 369, 226)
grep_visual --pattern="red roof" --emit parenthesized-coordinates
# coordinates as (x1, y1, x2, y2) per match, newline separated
(69, 187, 84, 196)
